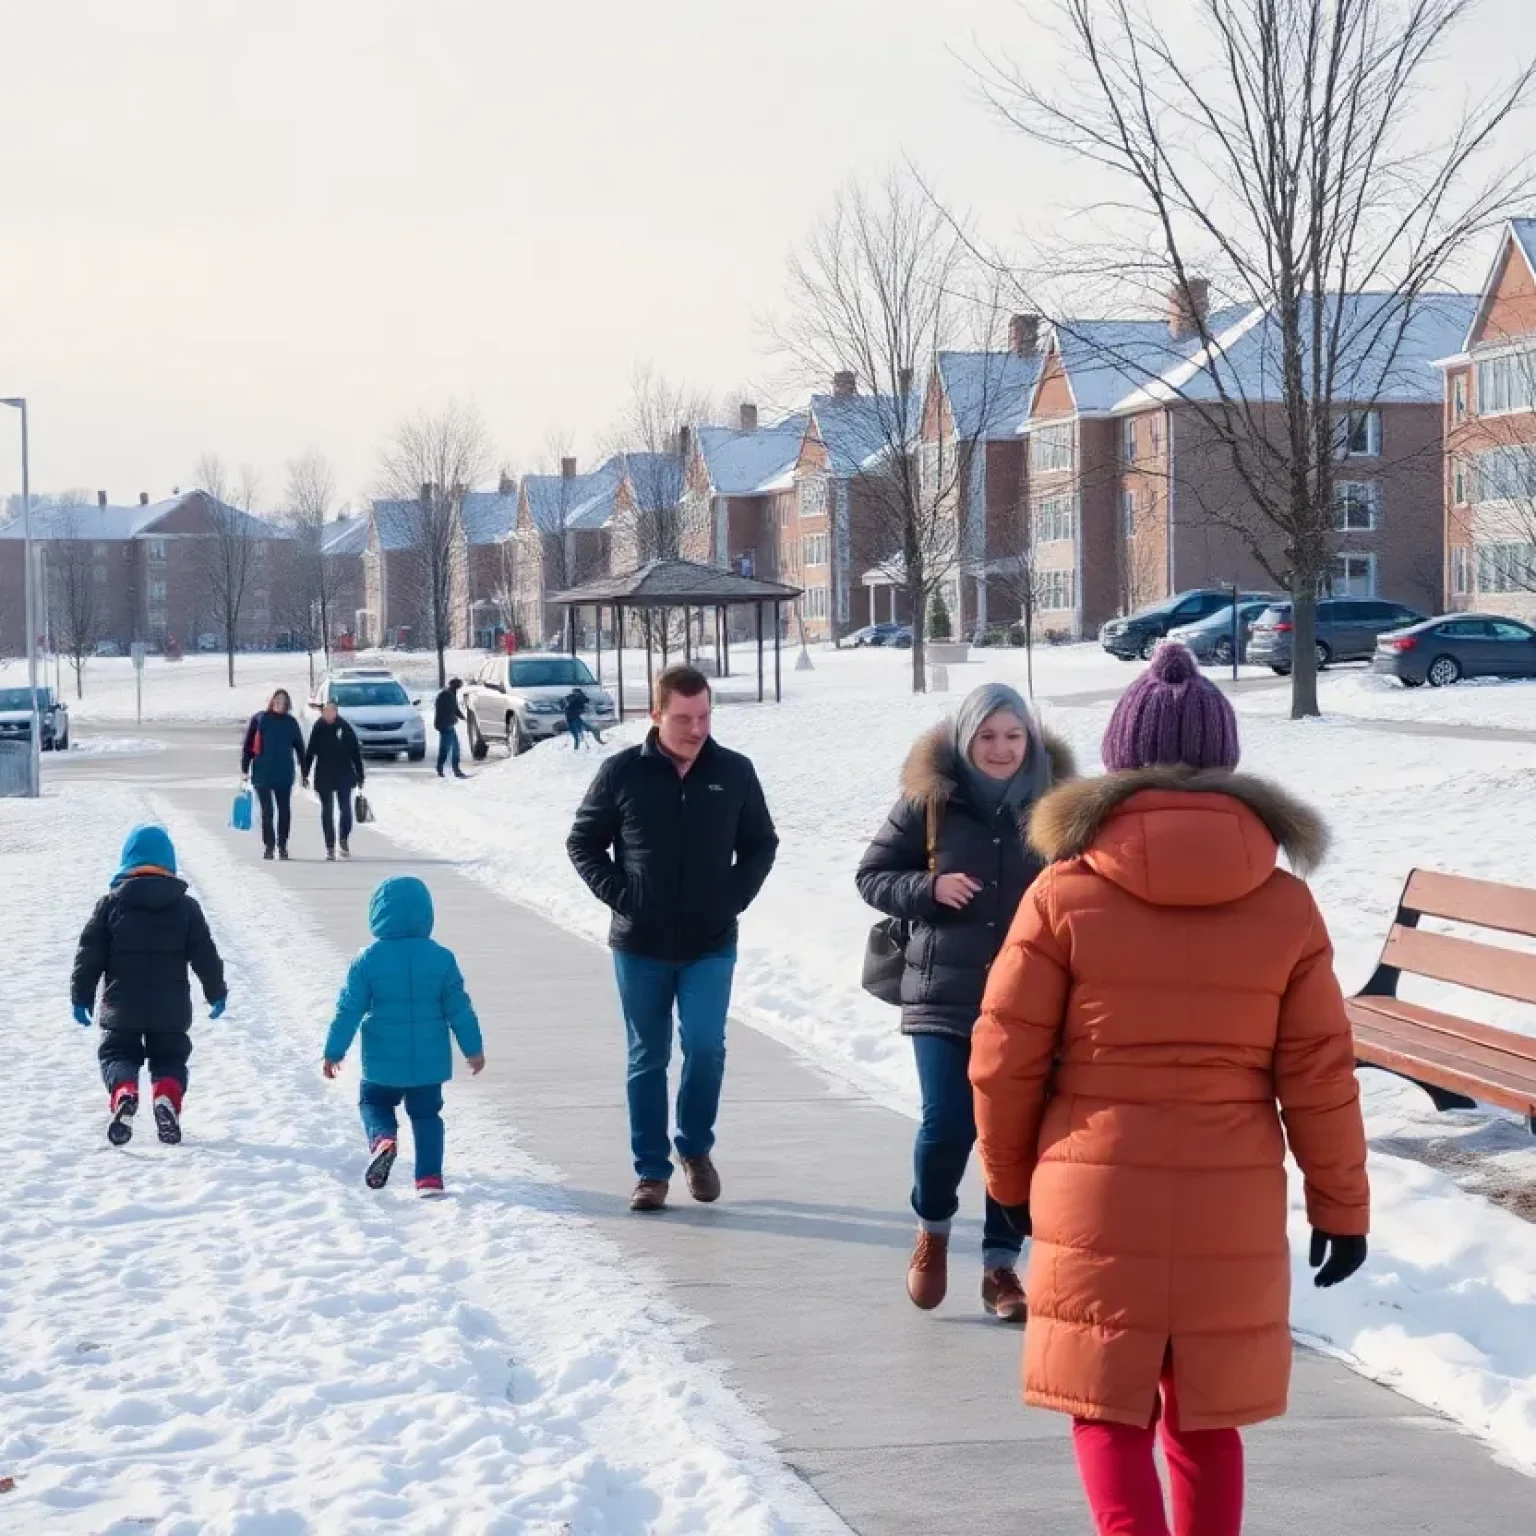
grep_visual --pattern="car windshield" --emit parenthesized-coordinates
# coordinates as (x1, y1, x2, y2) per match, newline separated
(509, 658, 596, 687)
(330, 682, 409, 708)
(0, 688, 47, 710)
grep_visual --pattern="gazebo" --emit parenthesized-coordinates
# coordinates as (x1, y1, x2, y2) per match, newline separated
(549, 558, 803, 717)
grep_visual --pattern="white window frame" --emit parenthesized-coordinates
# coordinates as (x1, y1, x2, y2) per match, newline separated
(1453, 458, 1467, 507)
(1122, 417, 1137, 464)
(1121, 489, 1137, 539)
(1039, 568, 1076, 611)
(1453, 374, 1467, 422)
(1030, 421, 1075, 475)
(1471, 442, 1536, 505)
(1475, 346, 1536, 418)
(1148, 414, 1163, 456)
(1335, 410, 1382, 459)
(1330, 551, 1377, 597)
(1451, 545, 1472, 596)
(147, 538, 167, 563)
(1333, 480, 1380, 532)
(1034, 493, 1076, 544)
(1476, 542, 1536, 594)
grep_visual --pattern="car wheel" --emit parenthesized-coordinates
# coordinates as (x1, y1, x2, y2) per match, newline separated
(1315, 642, 1331, 670)
(467, 714, 489, 761)
(508, 713, 527, 757)
(1271, 665, 1291, 676)
(56, 730, 68, 752)
(1138, 634, 1158, 660)
(407, 745, 426, 762)
(1426, 655, 1462, 688)
(1213, 637, 1234, 666)
(1400, 676, 1424, 689)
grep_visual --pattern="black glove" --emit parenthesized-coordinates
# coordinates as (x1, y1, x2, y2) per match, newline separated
(1310, 1229, 1367, 1288)
(1001, 1203, 1032, 1239)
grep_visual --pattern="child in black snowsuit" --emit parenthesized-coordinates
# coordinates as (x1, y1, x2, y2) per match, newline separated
(71, 824, 227, 1147)
(563, 688, 601, 749)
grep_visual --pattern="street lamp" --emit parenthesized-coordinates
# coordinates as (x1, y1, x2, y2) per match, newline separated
(1, 397, 40, 797)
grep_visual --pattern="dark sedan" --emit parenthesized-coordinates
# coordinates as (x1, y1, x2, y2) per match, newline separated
(1373, 614, 1536, 687)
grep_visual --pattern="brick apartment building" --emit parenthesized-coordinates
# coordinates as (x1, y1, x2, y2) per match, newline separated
(319, 514, 368, 641)
(1439, 220, 1536, 621)
(510, 458, 622, 645)
(0, 490, 291, 656)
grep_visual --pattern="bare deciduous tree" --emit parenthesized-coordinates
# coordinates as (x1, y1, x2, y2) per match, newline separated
(777, 170, 1007, 692)
(604, 364, 709, 565)
(194, 454, 266, 688)
(46, 509, 104, 697)
(376, 401, 495, 687)
(979, 0, 1533, 716)
(277, 448, 342, 689)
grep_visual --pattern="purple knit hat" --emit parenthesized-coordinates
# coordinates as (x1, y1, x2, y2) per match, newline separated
(1101, 642, 1240, 772)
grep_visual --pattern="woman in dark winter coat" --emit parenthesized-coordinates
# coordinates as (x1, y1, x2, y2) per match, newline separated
(241, 688, 306, 860)
(303, 700, 365, 860)
(857, 681, 1075, 1322)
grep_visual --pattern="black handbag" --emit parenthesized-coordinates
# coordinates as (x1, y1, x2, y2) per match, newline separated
(354, 792, 373, 825)
(861, 799, 938, 1006)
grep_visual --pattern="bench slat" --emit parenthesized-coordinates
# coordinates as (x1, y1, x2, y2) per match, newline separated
(1404, 869, 1536, 940)
(1351, 1019, 1536, 1118)
(1349, 1001, 1536, 1096)
(1349, 995, 1536, 1067)
(1382, 924, 1536, 1006)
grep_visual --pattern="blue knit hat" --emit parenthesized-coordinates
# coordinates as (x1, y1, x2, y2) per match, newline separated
(114, 823, 177, 884)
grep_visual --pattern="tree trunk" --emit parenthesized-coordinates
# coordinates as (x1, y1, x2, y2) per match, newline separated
(907, 574, 927, 694)
(436, 642, 447, 690)
(1288, 579, 1321, 720)
(226, 639, 236, 688)
(73, 655, 84, 699)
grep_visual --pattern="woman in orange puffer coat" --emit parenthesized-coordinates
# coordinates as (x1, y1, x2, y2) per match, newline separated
(971, 644, 1369, 1536)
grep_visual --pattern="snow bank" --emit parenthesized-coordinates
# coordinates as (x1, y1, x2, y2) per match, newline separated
(0, 787, 846, 1533)
(1236, 668, 1536, 732)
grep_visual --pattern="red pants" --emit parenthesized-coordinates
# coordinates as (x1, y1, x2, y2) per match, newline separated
(1071, 1359, 1244, 1535)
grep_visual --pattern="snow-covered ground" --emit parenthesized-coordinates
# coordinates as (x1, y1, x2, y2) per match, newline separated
(0, 787, 846, 1534)
(1236, 668, 1536, 731)
(364, 644, 1536, 1476)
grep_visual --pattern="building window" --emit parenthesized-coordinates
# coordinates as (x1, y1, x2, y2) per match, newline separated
(93, 542, 110, 559)
(1476, 543, 1536, 593)
(921, 442, 943, 499)
(1333, 481, 1380, 532)
(1453, 374, 1467, 422)
(1453, 458, 1467, 506)
(1034, 493, 1077, 543)
(1331, 552, 1377, 597)
(1039, 568, 1076, 610)
(1148, 414, 1163, 456)
(804, 585, 829, 620)
(1121, 489, 1137, 538)
(1475, 347, 1536, 416)
(801, 532, 828, 567)
(147, 538, 167, 563)
(1030, 421, 1075, 474)
(798, 476, 826, 522)
(1471, 443, 1536, 504)
(149, 579, 167, 601)
(1122, 417, 1137, 464)
(1335, 410, 1382, 458)
(93, 566, 108, 585)
(1451, 545, 1472, 595)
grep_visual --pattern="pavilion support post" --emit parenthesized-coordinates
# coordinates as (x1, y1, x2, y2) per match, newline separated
(594, 604, 602, 686)
(684, 607, 692, 665)
(568, 605, 576, 656)
(756, 601, 765, 703)
(661, 609, 670, 667)
(721, 606, 730, 678)
(616, 608, 626, 719)
(713, 607, 722, 678)
(774, 602, 782, 701)
(644, 609, 655, 714)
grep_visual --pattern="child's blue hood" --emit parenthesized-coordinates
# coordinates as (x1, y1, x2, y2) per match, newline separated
(368, 876, 434, 940)
(114, 823, 178, 885)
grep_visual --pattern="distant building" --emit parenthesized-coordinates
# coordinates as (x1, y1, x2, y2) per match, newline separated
(510, 459, 623, 645)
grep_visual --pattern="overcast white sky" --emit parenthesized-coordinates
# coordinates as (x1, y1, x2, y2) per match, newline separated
(0, 0, 1524, 510)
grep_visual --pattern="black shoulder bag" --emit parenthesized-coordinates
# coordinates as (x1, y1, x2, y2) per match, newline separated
(860, 799, 938, 1006)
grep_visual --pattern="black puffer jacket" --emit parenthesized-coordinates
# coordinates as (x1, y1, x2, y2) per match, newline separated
(303, 716, 365, 793)
(856, 723, 1076, 1038)
(71, 876, 227, 1034)
(567, 731, 779, 962)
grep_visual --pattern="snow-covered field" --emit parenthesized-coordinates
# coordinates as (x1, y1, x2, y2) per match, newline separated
(362, 643, 1536, 1476)
(0, 788, 846, 1534)
(1236, 668, 1536, 731)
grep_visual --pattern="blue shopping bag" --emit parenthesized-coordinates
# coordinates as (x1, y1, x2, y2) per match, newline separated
(230, 785, 253, 832)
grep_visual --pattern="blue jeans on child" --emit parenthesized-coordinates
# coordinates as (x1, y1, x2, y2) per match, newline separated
(611, 947, 736, 1182)
(910, 1032, 1023, 1270)
(359, 1081, 445, 1179)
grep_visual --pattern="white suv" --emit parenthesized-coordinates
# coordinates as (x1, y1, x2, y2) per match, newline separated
(309, 668, 427, 761)
(463, 654, 616, 757)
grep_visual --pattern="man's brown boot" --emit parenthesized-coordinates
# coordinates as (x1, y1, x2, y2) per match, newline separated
(907, 1230, 949, 1310)
(680, 1155, 721, 1204)
(629, 1179, 669, 1213)
(982, 1266, 1028, 1323)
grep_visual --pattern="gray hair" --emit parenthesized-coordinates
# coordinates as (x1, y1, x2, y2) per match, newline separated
(952, 682, 1033, 760)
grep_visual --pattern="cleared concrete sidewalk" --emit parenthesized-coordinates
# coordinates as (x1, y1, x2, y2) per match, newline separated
(146, 762, 1535, 1535)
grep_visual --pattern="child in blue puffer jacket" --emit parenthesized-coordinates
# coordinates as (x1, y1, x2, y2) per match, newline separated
(322, 876, 484, 1197)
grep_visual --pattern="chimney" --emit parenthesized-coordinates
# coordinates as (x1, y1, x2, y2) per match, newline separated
(560, 456, 577, 480)
(139, 492, 149, 506)
(420, 481, 432, 505)
(1167, 277, 1211, 340)
(677, 424, 691, 462)
(833, 370, 857, 398)
(898, 366, 914, 395)
(739, 402, 759, 431)
(498, 470, 514, 495)
(1009, 313, 1041, 358)
(97, 490, 107, 507)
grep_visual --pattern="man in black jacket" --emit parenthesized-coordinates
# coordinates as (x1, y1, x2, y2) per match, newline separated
(567, 664, 778, 1212)
(71, 824, 227, 1147)
(434, 679, 469, 779)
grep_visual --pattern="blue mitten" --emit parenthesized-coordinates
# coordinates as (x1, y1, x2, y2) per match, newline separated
(209, 998, 227, 1020)
(73, 1004, 92, 1027)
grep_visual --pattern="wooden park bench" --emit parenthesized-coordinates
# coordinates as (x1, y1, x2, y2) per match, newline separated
(1347, 869, 1536, 1135)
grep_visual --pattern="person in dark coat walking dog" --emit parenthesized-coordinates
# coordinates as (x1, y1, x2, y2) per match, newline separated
(71, 824, 228, 1147)
(241, 688, 306, 859)
(304, 700, 365, 860)
(434, 679, 469, 778)
(857, 682, 1075, 1323)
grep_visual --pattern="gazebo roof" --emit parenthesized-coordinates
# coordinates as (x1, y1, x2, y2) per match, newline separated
(550, 558, 801, 607)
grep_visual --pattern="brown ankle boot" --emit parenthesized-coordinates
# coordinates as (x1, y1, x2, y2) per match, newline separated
(629, 1179, 669, 1213)
(680, 1155, 721, 1204)
(982, 1266, 1028, 1323)
(907, 1230, 949, 1310)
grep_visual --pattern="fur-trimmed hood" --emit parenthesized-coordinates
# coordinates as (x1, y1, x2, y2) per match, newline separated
(899, 721, 1078, 809)
(1029, 766, 1329, 895)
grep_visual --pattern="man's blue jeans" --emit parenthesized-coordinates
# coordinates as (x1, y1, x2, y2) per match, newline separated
(612, 947, 736, 1181)
(359, 1080, 445, 1180)
(436, 729, 462, 774)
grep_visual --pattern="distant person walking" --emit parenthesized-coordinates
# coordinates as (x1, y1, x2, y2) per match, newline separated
(567, 664, 778, 1213)
(563, 687, 602, 750)
(434, 678, 468, 779)
(241, 689, 306, 860)
(857, 683, 1075, 1324)
(971, 645, 1369, 1536)
(303, 700, 365, 861)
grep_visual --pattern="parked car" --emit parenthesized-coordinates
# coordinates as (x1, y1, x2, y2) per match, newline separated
(463, 654, 617, 757)
(1167, 599, 1276, 666)
(1247, 597, 1425, 674)
(94, 639, 121, 658)
(888, 626, 914, 650)
(1100, 590, 1275, 660)
(1372, 613, 1536, 687)
(850, 623, 903, 648)
(0, 686, 69, 750)
(196, 634, 220, 652)
(308, 668, 426, 761)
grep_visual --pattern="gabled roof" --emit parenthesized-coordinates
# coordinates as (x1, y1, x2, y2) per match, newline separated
(621, 451, 685, 513)
(697, 418, 807, 496)
(460, 491, 518, 545)
(522, 458, 625, 536)
(1115, 292, 1476, 411)
(320, 516, 369, 557)
(370, 499, 420, 552)
(809, 390, 923, 475)
(937, 351, 1041, 439)
(550, 557, 801, 606)
(0, 490, 276, 542)
(1460, 218, 1536, 353)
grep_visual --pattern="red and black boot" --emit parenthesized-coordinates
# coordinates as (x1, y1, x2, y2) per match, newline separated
(152, 1078, 184, 1145)
(365, 1136, 398, 1190)
(107, 1082, 139, 1147)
